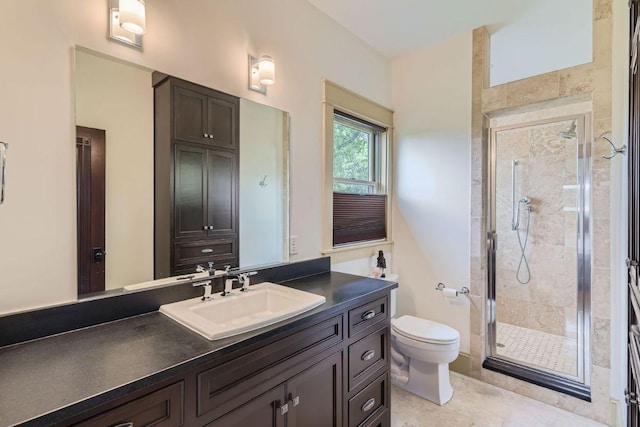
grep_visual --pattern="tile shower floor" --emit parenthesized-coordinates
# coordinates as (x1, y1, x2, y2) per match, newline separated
(391, 373, 605, 426)
(495, 322, 577, 376)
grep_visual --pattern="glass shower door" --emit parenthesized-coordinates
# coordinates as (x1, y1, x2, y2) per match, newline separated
(488, 114, 590, 386)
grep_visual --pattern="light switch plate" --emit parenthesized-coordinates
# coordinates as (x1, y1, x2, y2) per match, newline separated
(290, 235, 298, 255)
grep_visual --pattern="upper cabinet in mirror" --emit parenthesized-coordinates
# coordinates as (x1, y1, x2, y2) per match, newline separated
(74, 47, 289, 296)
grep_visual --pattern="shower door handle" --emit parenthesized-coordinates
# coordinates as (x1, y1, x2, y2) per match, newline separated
(488, 231, 497, 252)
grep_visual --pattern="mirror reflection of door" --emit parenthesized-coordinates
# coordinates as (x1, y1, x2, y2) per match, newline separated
(76, 126, 106, 295)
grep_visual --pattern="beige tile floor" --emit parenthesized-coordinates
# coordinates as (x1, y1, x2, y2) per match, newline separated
(496, 322, 577, 377)
(391, 373, 606, 427)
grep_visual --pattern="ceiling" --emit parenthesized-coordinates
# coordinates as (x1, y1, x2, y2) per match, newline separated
(305, 0, 547, 58)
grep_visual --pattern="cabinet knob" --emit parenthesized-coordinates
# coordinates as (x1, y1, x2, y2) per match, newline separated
(361, 350, 376, 361)
(361, 310, 376, 320)
(361, 398, 376, 412)
(289, 393, 300, 407)
(203, 133, 209, 138)
(209, 134, 214, 139)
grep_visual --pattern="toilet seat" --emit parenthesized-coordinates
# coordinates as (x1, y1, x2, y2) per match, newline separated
(391, 315, 459, 345)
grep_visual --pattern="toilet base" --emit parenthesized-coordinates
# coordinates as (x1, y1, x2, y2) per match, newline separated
(392, 358, 454, 406)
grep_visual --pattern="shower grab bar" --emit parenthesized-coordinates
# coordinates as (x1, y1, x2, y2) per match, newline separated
(511, 160, 517, 230)
(0, 141, 8, 205)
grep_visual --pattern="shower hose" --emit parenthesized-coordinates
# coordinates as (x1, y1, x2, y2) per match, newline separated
(516, 204, 531, 285)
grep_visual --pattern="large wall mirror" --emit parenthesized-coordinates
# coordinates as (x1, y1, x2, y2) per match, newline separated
(74, 47, 289, 296)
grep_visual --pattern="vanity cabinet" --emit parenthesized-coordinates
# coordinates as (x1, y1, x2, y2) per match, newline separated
(154, 74, 239, 277)
(65, 292, 391, 427)
(174, 85, 238, 150)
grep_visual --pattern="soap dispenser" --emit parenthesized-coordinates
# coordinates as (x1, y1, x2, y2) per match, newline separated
(376, 250, 386, 278)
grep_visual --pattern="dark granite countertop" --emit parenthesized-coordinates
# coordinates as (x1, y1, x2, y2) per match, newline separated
(0, 271, 396, 427)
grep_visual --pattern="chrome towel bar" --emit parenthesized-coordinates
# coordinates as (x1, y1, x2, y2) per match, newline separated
(0, 141, 8, 204)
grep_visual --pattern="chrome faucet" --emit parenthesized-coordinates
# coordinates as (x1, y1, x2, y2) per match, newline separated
(221, 268, 257, 296)
(193, 280, 213, 301)
(239, 271, 257, 292)
(196, 262, 216, 274)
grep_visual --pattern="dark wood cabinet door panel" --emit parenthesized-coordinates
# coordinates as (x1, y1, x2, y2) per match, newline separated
(207, 150, 237, 234)
(286, 351, 343, 427)
(363, 409, 390, 427)
(207, 96, 237, 149)
(174, 86, 208, 144)
(348, 327, 388, 391)
(348, 373, 388, 427)
(197, 315, 343, 418)
(75, 381, 184, 427)
(174, 145, 208, 239)
(174, 238, 237, 269)
(348, 296, 388, 338)
(205, 383, 285, 427)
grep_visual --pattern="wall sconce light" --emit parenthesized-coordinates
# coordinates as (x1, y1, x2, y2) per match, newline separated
(108, 0, 146, 50)
(249, 55, 276, 94)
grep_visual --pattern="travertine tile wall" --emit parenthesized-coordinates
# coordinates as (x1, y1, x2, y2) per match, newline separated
(469, 0, 613, 423)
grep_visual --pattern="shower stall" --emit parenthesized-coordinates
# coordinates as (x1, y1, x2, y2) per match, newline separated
(485, 113, 591, 399)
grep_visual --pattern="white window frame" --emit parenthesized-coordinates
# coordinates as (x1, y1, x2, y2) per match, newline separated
(321, 80, 394, 261)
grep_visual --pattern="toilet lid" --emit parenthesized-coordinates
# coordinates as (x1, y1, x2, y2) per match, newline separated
(392, 315, 460, 344)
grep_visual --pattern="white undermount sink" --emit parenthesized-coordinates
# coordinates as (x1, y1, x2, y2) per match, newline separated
(159, 282, 326, 340)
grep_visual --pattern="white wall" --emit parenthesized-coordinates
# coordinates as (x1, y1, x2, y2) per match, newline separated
(239, 99, 284, 267)
(490, 0, 592, 86)
(75, 50, 154, 291)
(391, 32, 473, 354)
(0, 0, 391, 314)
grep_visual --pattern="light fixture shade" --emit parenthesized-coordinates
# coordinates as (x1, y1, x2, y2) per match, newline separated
(119, 0, 146, 35)
(111, 12, 136, 44)
(258, 56, 275, 85)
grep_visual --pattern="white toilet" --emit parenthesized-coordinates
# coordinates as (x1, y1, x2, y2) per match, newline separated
(389, 288, 460, 405)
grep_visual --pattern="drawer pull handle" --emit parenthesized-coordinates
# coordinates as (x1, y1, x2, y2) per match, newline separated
(110, 423, 133, 427)
(361, 350, 376, 361)
(201, 248, 213, 253)
(362, 310, 376, 320)
(361, 398, 376, 412)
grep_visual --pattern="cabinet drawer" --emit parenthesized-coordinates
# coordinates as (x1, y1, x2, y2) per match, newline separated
(348, 297, 388, 338)
(348, 327, 388, 391)
(348, 373, 388, 427)
(174, 238, 236, 267)
(363, 409, 390, 427)
(76, 381, 184, 427)
(197, 315, 343, 419)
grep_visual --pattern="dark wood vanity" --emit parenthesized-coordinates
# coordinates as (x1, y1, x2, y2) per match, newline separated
(0, 261, 395, 427)
(153, 74, 240, 278)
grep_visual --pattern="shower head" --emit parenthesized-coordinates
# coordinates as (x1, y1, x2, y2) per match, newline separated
(559, 121, 577, 139)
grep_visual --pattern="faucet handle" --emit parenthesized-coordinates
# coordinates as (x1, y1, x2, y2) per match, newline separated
(224, 265, 231, 273)
(208, 261, 215, 270)
(239, 271, 257, 292)
(196, 264, 206, 273)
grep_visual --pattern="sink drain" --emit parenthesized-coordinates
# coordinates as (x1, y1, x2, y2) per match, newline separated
(497, 343, 505, 348)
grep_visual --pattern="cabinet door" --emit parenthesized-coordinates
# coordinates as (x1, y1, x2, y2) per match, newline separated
(174, 86, 208, 144)
(286, 351, 343, 427)
(206, 384, 285, 427)
(174, 144, 208, 238)
(207, 149, 237, 235)
(207, 96, 237, 149)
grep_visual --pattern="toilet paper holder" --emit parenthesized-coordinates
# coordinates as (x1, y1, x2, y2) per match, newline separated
(435, 282, 469, 296)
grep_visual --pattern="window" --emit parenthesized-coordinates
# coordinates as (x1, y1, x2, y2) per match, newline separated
(321, 80, 393, 253)
(333, 112, 382, 195)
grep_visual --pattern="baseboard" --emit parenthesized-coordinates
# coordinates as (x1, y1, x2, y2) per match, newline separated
(450, 352, 471, 376)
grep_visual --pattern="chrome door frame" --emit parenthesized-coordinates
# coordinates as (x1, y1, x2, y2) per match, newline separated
(485, 113, 592, 393)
